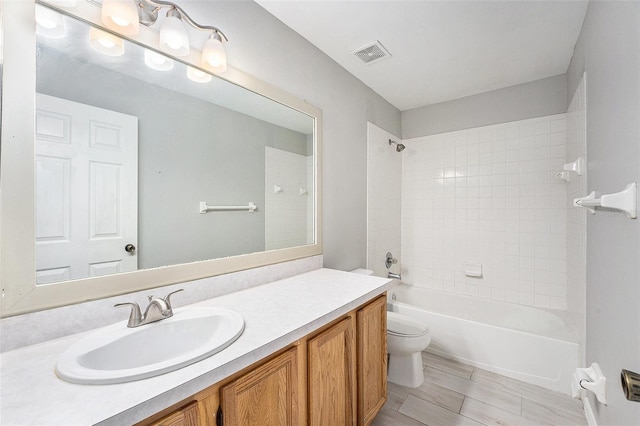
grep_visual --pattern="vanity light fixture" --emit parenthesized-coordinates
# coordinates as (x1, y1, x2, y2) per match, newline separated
(101, 0, 139, 36)
(144, 49, 174, 71)
(158, 8, 189, 56)
(202, 32, 227, 73)
(35, 4, 67, 38)
(97, 0, 229, 72)
(89, 27, 125, 56)
(186, 66, 212, 83)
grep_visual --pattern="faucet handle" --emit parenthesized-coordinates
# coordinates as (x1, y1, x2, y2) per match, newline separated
(114, 302, 142, 327)
(163, 289, 184, 310)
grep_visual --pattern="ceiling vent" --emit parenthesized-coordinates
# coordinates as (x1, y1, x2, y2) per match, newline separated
(351, 41, 391, 65)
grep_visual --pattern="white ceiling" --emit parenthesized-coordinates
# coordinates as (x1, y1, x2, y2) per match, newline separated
(256, 0, 589, 111)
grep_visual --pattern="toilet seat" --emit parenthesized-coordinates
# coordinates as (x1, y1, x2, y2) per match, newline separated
(387, 311, 429, 337)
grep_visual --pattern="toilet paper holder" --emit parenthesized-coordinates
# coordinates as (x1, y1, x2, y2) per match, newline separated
(573, 363, 607, 405)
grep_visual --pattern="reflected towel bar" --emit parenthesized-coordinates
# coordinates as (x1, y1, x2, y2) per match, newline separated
(199, 201, 257, 214)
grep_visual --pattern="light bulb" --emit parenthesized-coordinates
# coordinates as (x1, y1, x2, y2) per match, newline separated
(111, 16, 131, 27)
(99, 38, 116, 49)
(159, 9, 190, 57)
(89, 27, 125, 56)
(101, 0, 139, 36)
(202, 33, 227, 73)
(37, 15, 57, 29)
(187, 66, 211, 83)
(35, 5, 66, 39)
(144, 49, 174, 71)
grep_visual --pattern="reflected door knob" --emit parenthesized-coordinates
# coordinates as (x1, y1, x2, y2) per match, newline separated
(125, 244, 136, 253)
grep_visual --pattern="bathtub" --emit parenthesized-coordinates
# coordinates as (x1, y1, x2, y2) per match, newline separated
(388, 285, 579, 394)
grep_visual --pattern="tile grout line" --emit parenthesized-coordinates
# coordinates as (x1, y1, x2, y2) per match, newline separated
(519, 395, 523, 416)
(458, 395, 466, 414)
(392, 352, 587, 426)
(458, 397, 492, 426)
(470, 368, 583, 417)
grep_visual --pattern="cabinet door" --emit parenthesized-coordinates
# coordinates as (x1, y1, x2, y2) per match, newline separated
(308, 316, 356, 426)
(150, 402, 199, 426)
(221, 347, 299, 426)
(357, 295, 387, 425)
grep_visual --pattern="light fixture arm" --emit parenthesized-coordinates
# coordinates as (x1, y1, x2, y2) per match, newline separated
(137, 0, 228, 41)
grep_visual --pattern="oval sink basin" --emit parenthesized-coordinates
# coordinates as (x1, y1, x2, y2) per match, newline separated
(56, 307, 244, 385)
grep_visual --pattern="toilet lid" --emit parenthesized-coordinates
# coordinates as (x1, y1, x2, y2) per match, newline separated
(387, 311, 429, 337)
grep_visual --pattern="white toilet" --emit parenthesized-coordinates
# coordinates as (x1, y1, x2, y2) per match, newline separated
(350, 268, 431, 388)
(386, 311, 431, 388)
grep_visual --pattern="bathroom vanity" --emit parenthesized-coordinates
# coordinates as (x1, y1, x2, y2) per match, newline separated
(141, 290, 387, 426)
(0, 269, 390, 425)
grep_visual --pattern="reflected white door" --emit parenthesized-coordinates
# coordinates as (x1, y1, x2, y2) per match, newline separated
(35, 94, 138, 284)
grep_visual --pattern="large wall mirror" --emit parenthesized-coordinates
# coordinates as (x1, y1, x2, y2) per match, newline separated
(0, 0, 322, 317)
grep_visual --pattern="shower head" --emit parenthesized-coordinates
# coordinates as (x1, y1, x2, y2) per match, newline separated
(388, 139, 405, 152)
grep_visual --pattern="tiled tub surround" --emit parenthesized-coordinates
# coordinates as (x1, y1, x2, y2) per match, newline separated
(1, 255, 322, 352)
(265, 147, 314, 251)
(0, 268, 391, 425)
(401, 114, 568, 309)
(388, 285, 578, 394)
(367, 122, 402, 277)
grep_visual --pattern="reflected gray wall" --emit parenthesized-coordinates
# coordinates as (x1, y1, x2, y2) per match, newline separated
(402, 74, 568, 138)
(37, 48, 308, 268)
(185, 1, 402, 271)
(567, 1, 640, 424)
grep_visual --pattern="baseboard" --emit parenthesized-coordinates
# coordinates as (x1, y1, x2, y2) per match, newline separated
(583, 396, 598, 426)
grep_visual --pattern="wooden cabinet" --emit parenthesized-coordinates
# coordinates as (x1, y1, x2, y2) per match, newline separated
(140, 295, 386, 426)
(148, 390, 218, 426)
(357, 295, 387, 426)
(149, 402, 199, 426)
(220, 347, 300, 425)
(307, 316, 356, 425)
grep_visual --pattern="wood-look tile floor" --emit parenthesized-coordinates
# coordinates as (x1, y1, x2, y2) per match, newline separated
(372, 351, 587, 426)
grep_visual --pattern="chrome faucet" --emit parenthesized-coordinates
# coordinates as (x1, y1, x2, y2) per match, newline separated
(115, 289, 184, 328)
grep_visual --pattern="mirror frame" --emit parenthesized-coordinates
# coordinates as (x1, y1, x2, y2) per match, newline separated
(0, 0, 322, 317)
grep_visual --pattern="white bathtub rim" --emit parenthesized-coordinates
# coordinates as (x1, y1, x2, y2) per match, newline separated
(390, 298, 577, 344)
(389, 286, 578, 344)
(389, 298, 579, 394)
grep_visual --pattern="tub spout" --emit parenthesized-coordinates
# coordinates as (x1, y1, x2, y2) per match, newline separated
(388, 272, 401, 280)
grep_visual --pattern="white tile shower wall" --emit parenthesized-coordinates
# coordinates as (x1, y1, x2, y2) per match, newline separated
(265, 147, 313, 250)
(402, 115, 568, 309)
(566, 74, 587, 363)
(367, 123, 402, 278)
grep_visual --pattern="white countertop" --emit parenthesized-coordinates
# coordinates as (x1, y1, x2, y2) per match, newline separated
(0, 268, 390, 425)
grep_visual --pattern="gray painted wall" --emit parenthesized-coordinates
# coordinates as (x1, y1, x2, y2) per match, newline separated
(402, 74, 568, 138)
(567, 1, 640, 424)
(184, 1, 402, 271)
(37, 48, 309, 269)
